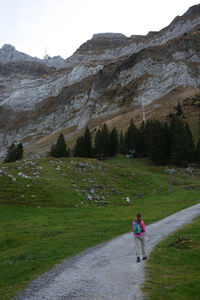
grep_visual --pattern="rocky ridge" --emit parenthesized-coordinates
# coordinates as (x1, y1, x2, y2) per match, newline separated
(0, 4, 200, 159)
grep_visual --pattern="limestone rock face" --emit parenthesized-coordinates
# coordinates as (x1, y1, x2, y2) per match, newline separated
(0, 44, 68, 69)
(0, 44, 35, 63)
(0, 4, 200, 159)
(65, 5, 200, 65)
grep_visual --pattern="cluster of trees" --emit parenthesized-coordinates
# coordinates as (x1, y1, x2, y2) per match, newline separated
(122, 117, 200, 166)
(73, 117, 200, 166)
(4, 143, 23, 163)
(74, 124, 119, 159)
(4, 117, 200, 167)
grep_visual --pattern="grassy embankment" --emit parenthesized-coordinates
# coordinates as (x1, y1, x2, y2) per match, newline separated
(143, 214, 200, 300)
(0, 156, 200, 299)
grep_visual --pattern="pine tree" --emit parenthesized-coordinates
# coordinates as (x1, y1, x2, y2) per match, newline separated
(73, 128, 92, 158)
(51, 133, 68, 158)
(109, 127, 119, 157)
(74, 137, 82, 157)
(4, 143, 17, 163)
(101, 123, 110, 158)
(4, 142, 23, 163)
(16, 143, 23, 160)
(175, 102, 183, 116)
(144, 120, 168, 165)
(184, 122, 195, 162)
(83, 127, 92, 157)
(119, 131, 125, 154)
(163, 122, 170, 162)
(124, 119, 137, 153)
(169, 117, 188, 166)
(195, 138, 200, 162)
(134, 126, 145, 157)
(49, 144, 56, 157)
(94, 129, 103, 159)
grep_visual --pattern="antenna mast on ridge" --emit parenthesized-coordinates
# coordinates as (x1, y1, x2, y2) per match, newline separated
(142, 102, 146, 124)
(44, 45, 49, 60)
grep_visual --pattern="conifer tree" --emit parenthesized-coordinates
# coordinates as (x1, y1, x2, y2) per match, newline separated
(169, 117, 188, 166)
(109, 127, 118, 157)
(124, 119, 137, 153)
(73, 128, 92, 158)
(16, 143, 23, 160)
(73, 137, 82, 157)
(50, 133, 69, 158)
(144, 120, 168, 165)
(119, 131, 125, 154)
(94, 129, 103, 159)
(4, 142, 23, 163)
(4, 143, 17, 163)
(195, 138, 200, 162)
(101, 123, 110, 158)
(184, 122, 195, 162)
(49, 144, 56, 157)
(175, 101, 183, 116)
(83, 127, 92, 158)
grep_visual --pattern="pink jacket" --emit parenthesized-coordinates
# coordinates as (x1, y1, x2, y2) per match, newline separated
(132, 219, 146, 236)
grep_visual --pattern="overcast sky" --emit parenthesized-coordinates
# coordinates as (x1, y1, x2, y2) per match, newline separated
(0, 0, 199, 59)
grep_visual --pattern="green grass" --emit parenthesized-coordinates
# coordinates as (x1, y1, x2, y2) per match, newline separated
(0, 156, 200, 299)
(143, 215, 200, 300)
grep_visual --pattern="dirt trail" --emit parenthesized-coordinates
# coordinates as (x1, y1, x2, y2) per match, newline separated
(15, 203, 200, 300)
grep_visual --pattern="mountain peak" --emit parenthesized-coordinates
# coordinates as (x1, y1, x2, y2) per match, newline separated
(184, 4, 200, 17)
(0, 44, 35, 63)
(2, 44, 16, 51)
(92, 33, 127, 39)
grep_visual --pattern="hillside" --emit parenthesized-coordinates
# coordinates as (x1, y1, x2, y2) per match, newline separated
(0, 4, 200, 159)
(1, 156, 200, 299)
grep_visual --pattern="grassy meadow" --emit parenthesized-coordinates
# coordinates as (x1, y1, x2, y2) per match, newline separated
(0, 156, 200, 299)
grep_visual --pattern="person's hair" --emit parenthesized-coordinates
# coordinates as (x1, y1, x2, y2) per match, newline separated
(136, 213, 142, 224)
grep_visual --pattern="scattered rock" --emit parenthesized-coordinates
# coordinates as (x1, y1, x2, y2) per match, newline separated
(18, 172, 30, 178)
(186, 167, 192, 173)
(185, 185, 194, 190)
(10, 176, 16, 182)
(111, 189, 122, 195)
(77, 162, 88, 169)
(81, 190, 87, 195)
(95, 200, 107, 205)
(134, 193, 144, 198)
(87, 194, 93, 201)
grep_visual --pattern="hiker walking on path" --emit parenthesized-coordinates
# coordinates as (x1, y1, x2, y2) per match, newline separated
(132, 212, 147, 262)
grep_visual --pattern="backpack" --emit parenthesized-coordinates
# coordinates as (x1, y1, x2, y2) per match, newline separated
(134, 221, 142, 234)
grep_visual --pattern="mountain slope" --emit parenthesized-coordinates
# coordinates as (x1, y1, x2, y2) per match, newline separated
(0, 4, 200, 159)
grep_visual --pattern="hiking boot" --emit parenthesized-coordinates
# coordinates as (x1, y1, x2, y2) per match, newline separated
(143, 256, 147, 260)
(137, 257, 140, 262)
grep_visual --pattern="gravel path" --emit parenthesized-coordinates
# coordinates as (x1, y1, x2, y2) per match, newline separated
(15, 203, 200, 300)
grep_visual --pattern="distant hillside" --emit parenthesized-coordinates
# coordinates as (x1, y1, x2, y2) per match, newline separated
(0, 4, 200, 159)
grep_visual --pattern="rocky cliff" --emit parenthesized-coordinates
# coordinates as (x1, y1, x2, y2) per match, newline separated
(0, 4, 200, 159)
